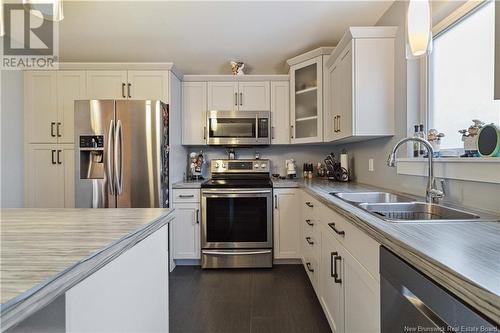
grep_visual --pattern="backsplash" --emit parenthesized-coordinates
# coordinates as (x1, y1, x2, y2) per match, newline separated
(186, 145, 340, 179)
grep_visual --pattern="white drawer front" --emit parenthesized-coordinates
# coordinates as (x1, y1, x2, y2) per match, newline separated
(173, 189, 200, 203)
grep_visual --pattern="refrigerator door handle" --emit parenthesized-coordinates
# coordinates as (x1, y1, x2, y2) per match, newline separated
(107, 120, 115, 195)
(114, 119, 124, 195)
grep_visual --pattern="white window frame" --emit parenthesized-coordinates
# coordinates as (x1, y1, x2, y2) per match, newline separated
(422, 0, 493, 154)
(398, 0, 500, 184)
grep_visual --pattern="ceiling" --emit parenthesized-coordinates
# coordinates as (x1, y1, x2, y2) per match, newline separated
(59, 1, 394, 74)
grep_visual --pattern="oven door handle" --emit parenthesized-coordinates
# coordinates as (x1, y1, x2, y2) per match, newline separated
(202, 250, 272, 256)
(202, 190, 272, 195)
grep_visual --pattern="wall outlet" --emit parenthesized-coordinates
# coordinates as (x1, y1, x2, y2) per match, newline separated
(368, 158, 374, 172)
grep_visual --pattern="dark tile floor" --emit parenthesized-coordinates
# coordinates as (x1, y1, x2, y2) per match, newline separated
(169, 264, 331, 333)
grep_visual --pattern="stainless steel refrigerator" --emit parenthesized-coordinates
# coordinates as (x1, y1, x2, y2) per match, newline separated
(74, 100, 169, 208)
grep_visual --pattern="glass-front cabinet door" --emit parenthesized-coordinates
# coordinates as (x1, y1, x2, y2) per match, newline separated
(290, 56, 323, 143)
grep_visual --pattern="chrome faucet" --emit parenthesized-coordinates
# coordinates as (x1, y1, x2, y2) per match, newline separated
(387, 137, 444, 203)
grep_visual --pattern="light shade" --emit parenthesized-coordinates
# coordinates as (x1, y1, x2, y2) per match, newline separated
(0, 0, 5, 37)
(406, 0, 432, 59)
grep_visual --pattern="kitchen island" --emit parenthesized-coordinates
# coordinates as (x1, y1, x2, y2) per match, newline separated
(1, 208, 174, 332)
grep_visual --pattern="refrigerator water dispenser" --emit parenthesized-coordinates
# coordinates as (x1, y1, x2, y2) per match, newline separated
(79, 135, 105, 179)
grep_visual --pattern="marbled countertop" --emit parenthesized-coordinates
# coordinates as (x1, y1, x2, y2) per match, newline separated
(275, 178, 500, 323)
(0, 208, 174, 331)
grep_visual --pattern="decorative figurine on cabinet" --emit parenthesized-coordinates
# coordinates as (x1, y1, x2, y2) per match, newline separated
(230, 61, 245, 75)
(427, 129, 445, 157)
(459, 119, 484, 157)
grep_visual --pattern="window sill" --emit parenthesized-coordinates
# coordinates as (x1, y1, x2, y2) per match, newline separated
(396, 157, 500, 184)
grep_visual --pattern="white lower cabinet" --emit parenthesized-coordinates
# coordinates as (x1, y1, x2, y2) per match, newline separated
(273, 189, 302, 259)
(343, 248, 380, 333)
(25, 144, 74, 208)
(299, 190, 381, 333)
(172, 189, 201, 260)
(320, 230, 344, 333)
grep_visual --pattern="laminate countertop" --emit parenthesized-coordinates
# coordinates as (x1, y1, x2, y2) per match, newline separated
(0, 208, 174, 331)
(274, 178, 500, 324)
(172, 180, 205, 189)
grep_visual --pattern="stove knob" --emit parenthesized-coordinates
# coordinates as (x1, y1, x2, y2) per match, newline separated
(215, 162, 220, 168)
(221, 163, 225, 169)
(260, 163, 267, 169)
(254, 163, 260, 169)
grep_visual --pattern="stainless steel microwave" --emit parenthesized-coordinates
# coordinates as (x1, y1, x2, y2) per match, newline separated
(206, 110, 270, 146)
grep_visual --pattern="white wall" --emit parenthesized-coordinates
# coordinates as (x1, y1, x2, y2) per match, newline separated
(335, 1, 500, 214)
(1, 71, 24, 208)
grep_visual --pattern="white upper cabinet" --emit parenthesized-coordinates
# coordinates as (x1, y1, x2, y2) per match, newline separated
(86, 70, 169, 101)
(207, 81, 270, 111)
(290, 56, 323, 143)
(25, 71, 85, 144)
(324, 27, 397, 143)
(327, 45, 354, 141)
(24, 72, 58, 143)
(182, 82, 207, 145)
(57, 71, 86, 143)
(238, 81, 270, 111)
(207, 82, 239, 111)
(287, 47, 334, 144)
(127, 70, 169, 101)
(86, 70, 128, 99)
(270, 81, 290, 144)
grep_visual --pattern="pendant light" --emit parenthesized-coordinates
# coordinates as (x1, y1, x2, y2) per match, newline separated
(406, 0, 432, 59)
(23, 0, 64, 22)
(0, 0, 5, 37)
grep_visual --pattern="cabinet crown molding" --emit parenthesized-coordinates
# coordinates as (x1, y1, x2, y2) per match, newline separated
(182, 74, 289, 82)
(286, 47, 335, 67)
(53, 62, 182, 79)
(326, 26, 398, 68)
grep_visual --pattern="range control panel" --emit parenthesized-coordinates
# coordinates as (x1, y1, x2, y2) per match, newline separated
(211, 159, 270, 174)
(79, 135, 104, 150)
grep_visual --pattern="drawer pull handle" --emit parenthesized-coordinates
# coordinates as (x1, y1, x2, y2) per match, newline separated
(196, 209, 200, 224)
(179, 194, 195, 198)
(328, 222, 345, 236)
(306, 262, 314, 273)
(305, 237, 314, 245)
(305, 202, 314, 208)
(305, 219, 314, 226)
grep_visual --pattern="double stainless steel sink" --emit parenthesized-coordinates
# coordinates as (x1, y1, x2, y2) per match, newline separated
(331, 191, 498, 223)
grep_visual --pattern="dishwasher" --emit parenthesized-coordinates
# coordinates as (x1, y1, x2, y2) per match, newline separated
(380, 246, 498, 332)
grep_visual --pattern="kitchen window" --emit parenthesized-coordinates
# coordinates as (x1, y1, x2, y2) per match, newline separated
(428, 0, 499, 152)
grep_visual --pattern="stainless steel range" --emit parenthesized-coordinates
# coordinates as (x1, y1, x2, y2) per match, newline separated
(201, 159, 273, 268)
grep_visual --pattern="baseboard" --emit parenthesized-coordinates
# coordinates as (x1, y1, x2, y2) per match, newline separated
(273, 258, 301, 265)
(174, 259, 201, 266)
